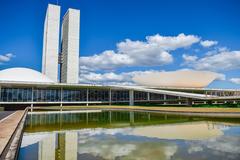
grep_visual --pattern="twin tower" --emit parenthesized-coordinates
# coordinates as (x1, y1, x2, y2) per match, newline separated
(42, 4, 80, 83)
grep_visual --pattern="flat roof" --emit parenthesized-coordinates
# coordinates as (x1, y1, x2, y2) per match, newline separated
(0, 80, 239, 91)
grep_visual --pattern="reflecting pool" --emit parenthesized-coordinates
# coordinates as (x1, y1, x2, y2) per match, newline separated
(18, 110, 240, 160)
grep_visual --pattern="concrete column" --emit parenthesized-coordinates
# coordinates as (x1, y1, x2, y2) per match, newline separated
(86, 88, 89, 106)
(147, 92, 150, 101)
(31, 103, 33, 112)
(129, 90, 134, 106)
(233, 101, 236, 104)
(109, 88, 112, 105)
(31, 87, 34, 112)
(178, 96, 181, 105)
(163, 94, 167, 105)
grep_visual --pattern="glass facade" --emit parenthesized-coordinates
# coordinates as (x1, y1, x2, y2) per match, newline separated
(33, 89, 61, 102)
(166, 95, 179, 100)
(89, 89, 109, 102)
(111, 90, 129, 102)
(0, 86, 191, 104)
(0, 88, 32, 102)
(63, 89, 87, 102)
(134, 91, 148, 101)
(150, 93, 164, 100)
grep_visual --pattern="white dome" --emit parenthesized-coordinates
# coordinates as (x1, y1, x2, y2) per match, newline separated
(0, 67, 54, 83)
(133, 70, 220, 88)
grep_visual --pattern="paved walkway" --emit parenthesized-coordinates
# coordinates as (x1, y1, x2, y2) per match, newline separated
(0, 111, 25, 156)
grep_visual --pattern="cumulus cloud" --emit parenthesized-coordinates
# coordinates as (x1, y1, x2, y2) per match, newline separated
(182, 51, 240, 71)
(79, 70, 159, 85)
(229, 78, 240, 84)
(205, 47, 228, 56)
(77, 127, 178, 160)
(80, 33, 200, 71)
(0, 53, 15, 64)
(182, 54, 198, 64)
(205, 137, 240, 155)
(200, 40, 218, 48)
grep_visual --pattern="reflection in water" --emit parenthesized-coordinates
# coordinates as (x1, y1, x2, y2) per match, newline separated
(18, 110, 240, 160)
(131, 122, 224, 140)
(20, 132, 78, 160)
(38, 134, 55, 160)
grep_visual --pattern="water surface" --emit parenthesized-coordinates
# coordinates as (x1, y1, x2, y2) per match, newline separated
(18, 110, 240, 160)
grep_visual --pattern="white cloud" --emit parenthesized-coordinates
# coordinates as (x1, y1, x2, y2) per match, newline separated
(230, 78, 240, 84)
(205, 137, 240, 154)
(182, 54, 198, 64)
(187, 136, 240, 159)
(80, 33, 200, 71)
(0, 53, 15, 64)
(200, 40, 218, 48)
(215, 73, 226, 81)
(118, 33, 200, 51)
(80, 50, 134, 71)
(205, 47, 228, 56)
(77, 127, 178, 160)
(188, 145, 203, 154)
(182, 50, 240, 71)
(79, 70, 159, 85)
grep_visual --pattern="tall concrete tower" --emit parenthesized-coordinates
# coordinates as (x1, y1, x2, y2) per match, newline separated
(42, 4, 60, 82)
(60, 8, 80, 83)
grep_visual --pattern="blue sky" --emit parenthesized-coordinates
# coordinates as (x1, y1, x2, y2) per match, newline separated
(0, 0, 240, 88)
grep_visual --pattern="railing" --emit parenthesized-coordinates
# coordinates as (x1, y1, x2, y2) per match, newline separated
(0, 108, 28, 160)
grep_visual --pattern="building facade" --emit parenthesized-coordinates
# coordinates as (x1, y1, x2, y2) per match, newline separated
(42, 4, 60, 82)
(60, 9, 80, 83)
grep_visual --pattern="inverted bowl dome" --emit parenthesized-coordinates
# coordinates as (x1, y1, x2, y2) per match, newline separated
(0, 67, 54, 83)
(132, 70, 219, 88)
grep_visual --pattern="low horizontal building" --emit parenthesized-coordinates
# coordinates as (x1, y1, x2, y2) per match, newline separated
(0, 68, 240, 110)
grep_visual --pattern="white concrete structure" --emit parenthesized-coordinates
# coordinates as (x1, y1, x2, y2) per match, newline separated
(42, 4, 60, 82)
(64, 132, 78, 160)
(60, 8, 80, 84)
(0, 68, 54, 83)
(38, 134, 56, 160)
(133, 70, 221, 88)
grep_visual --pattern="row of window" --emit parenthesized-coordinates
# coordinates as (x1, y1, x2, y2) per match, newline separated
(0, 87, 184, 102)
(206, 91, 240, 97)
